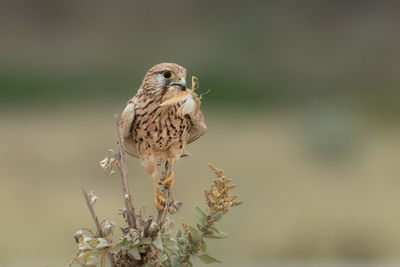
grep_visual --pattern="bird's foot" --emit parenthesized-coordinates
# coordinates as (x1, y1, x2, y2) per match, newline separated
(154, 188, 166, 211)
(160, 169, 175, 190)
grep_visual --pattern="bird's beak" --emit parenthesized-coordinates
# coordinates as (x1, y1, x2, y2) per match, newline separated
(160, 77, 190, 107)
(171, 77, 186, 90)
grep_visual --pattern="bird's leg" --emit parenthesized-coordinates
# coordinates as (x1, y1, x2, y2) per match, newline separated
(142, 152, 167, 211)
(160, 158, 175, 190)
(154, 174, 166, 211)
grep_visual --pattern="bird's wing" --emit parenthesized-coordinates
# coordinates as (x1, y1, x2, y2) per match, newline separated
(187, 108, 207, 144)
(120, 99, 140, 158)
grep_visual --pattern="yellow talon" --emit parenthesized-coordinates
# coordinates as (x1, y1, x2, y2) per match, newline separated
(154, 175, 166, 211)
(161, 170, 175, 189)
(155, 189, 166, 210)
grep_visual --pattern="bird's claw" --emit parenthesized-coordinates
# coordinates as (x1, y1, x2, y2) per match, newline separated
(155, 189, 166, 211)
(161, 170, 174, 190)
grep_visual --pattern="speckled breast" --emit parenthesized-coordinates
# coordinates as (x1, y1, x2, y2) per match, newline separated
(133, 103, 191, 153)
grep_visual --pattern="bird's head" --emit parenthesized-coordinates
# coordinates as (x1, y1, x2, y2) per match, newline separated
(140, 63, 189, 104)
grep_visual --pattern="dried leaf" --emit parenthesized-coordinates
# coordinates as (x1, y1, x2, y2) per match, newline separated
(74, 230, 83, 243)
(88, 191, 98, 207)
(79, 237, 93, 251)
(99, 149, 118, 175)
(169, 200, 184, 215)
(101, 218, 116, 237)
(95, 238, 111, 249)
(84, 254, 99, 266)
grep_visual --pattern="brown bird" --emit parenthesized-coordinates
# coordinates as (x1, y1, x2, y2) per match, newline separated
(120, 63, 207, 211)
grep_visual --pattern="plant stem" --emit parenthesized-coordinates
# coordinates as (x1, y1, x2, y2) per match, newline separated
(115, 115, 137, 229)
(81, 186, 103, 237)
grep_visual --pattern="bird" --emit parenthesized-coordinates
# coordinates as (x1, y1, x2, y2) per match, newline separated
(120, 63, 207, 211)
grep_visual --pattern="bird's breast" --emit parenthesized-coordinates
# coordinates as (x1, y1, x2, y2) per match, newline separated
(134, 103, 191, 152)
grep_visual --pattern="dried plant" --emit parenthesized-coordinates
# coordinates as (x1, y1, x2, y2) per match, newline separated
(69, 118, 243, 267)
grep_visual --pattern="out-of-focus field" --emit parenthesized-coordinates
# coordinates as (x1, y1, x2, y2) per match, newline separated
(1, 1, 400, 266)
(1, 107, 400, 266)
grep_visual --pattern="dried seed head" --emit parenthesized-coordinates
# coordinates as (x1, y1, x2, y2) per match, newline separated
(99, 149, 118, 175)
(78, 236, 93, 251)
(168, 200, 183, 215)
(88, 191, 98, 207)
(74, 230, 84, 243)
(102, 218, 116, 237)
(179, 217, 192, 252)
(160, 217, 175, 234)
(204, 163, 244, 215)
(148, 222, 158, 235)
(128, 228, 140, 239)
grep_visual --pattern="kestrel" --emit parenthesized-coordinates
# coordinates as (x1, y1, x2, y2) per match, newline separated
(120, 63, 207, 211)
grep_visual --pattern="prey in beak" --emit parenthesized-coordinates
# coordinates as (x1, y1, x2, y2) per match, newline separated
(160, 77, 191, 107)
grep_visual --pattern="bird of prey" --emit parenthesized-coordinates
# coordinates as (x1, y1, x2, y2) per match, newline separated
(120, 63, 207, 211)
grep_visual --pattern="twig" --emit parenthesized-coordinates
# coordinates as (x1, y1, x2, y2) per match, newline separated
(81, 186, 103, 237)
(157, 162, 173, 224)
(160, 191, 171, 224)
(143, 216, 153, 237)
(81, 186, 116, 266)
(115, 115, 137, 229)
(68, 251, 80, 267)
(108, 252, 115, 266)
(101, 250, 107, 267)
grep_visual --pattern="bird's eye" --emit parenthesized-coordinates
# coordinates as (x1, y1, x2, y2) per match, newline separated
(162, 71, 173, 80)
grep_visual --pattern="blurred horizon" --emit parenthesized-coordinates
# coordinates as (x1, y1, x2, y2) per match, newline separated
(1, 1, 400, 266)
(1, 1, 400, 119)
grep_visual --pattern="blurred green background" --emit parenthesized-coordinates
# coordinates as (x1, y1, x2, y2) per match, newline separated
(1, 1, 400, 266)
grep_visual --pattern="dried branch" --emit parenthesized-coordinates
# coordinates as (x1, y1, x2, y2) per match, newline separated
(68, 251, 79, 267)
(101, 250, 107, 267)
(114, 114, 137, 229)
(157, 161, 173, 224)
(81, 186, 103, 237)
(80, 186, 116, 266)
(108, 254, 115, 267)
(143, 216, 153, 237)
(159, 191, 171, 225)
